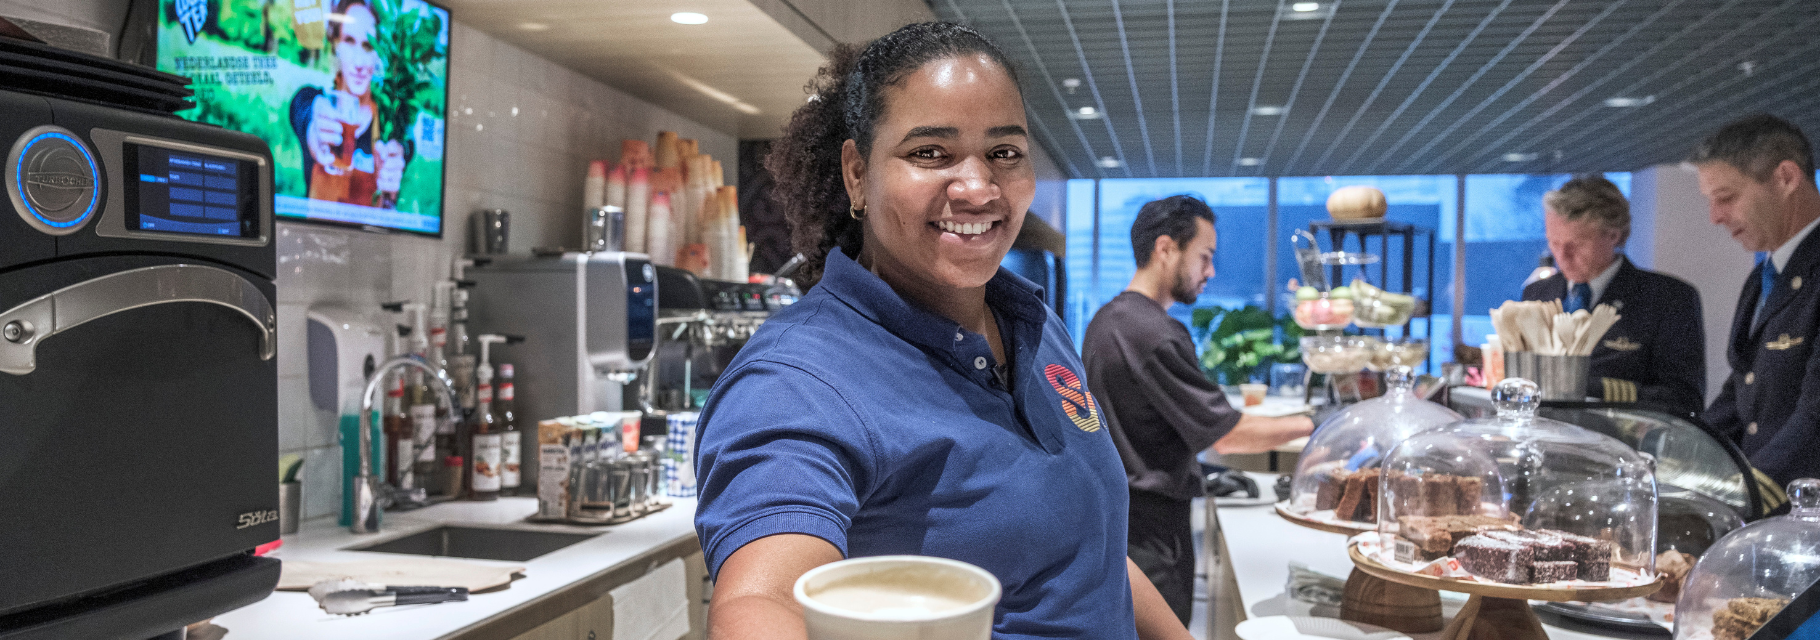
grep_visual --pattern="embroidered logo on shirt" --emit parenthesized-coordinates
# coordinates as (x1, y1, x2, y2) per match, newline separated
(1601, 337, 1642, 352)
(1044, 364, 1103, 433)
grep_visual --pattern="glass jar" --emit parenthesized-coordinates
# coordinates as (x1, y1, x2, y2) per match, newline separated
(1374, 378, 1659, 586)
(1285, 366, 1461, 529)
(1674, 479, 1820, 640)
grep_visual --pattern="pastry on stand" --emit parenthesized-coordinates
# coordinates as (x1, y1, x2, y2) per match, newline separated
(1352, 378, 1663, 638)
(1347, 543, 1660, 640)
(1273, 366, 1462, 632)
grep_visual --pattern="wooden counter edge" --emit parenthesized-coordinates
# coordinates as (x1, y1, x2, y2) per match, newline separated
(441, 533, 707, 640)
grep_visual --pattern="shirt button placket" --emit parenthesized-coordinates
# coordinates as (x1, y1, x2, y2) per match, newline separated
(974, 356, 988, 370)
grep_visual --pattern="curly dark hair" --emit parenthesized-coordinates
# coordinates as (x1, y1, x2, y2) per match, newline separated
(764, 22, 1020, 287)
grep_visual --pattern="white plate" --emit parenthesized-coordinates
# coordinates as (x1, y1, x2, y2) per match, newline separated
(1213, 493, 1281, 507)
(1234, 615, 1413, 640)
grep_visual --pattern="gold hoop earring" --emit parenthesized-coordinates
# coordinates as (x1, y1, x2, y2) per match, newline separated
(850, 206, 865, 220)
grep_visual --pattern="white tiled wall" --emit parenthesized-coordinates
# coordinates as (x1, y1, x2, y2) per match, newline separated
(279, 23, 737, 522)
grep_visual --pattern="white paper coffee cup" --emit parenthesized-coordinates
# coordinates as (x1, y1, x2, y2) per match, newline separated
(793, 555, 1001, 640)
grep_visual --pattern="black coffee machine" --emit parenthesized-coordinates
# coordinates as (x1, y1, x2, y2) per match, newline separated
(0, 39, 279, 639)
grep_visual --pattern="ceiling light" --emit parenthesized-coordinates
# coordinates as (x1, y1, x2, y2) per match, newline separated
(1063, 78, 1081, 90)
(1503, 152, 1538, 162)
(1079, 106, 1097, 116)
(670, 12, 708, 25)
(517, 21, 550, 31)
(1069, 106, 1102, 120)
(1292, 2, 1320, 11)
(1238, 157, 1262, 166)
(1251, 105, 1284, 116)
(1603, 95, 1656, 108)
(1098, 156, 1122, 169)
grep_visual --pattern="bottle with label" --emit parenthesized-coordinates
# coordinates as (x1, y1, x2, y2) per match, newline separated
(469, 335, 511, 501)
(382, 377, 410, 488)
(403, 303, 439, 497)
(498, 364, 520, 496)
(469, 369, 501, 501)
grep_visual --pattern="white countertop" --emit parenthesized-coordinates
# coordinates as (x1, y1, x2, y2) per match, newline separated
(1213, 473, 1639, 640)
(214, 497, 698, 640)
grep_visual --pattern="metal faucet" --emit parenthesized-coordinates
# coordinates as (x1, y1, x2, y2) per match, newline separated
(351, 355, 457, 533)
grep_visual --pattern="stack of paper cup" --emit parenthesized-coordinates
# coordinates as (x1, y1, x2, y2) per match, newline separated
(794, 556, 1000, 640)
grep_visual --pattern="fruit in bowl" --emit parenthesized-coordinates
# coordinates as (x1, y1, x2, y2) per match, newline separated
(1350, 280, 1418, 328)
(1293, 286, 1355, 330)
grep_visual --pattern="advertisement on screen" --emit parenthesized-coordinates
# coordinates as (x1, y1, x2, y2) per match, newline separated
(158, 0, 450, 235)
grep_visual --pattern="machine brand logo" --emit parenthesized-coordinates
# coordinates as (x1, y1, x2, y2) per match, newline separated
(236, 509, 280, 529)
(1044, 363, 1102, 433)
(20, 138, 96, 220)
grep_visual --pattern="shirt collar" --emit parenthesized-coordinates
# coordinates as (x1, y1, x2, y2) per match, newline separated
(817, 247, 1050, 358)
(1770, 215, 1820, 272)
(1568, 255, 1625, 305)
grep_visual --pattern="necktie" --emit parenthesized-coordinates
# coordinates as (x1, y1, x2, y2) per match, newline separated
(1755, 260, 1778, 327)
(1565, 283, 1592, 313)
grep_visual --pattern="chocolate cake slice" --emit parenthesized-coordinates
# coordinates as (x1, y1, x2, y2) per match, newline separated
(1418, 474, 1460, 517)
(1531, 560, 1578, 584)
(1455, 534, 1535, 584)
(1547, 530, 1614, 581)
(1315, 468, 1345, 510)
(1482, 530, 1572, 562)
(1336, 470, 1377, 522)
(1454, 476, 1484, 515)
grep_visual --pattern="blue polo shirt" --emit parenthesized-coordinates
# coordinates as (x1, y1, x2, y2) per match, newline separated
(693, 249, 1136, 639)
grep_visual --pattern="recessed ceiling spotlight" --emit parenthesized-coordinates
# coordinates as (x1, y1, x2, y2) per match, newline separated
(1237, 157, 1262, 166)
(1739, 61, 1758, 77)
(1063, 78, 1081, 90)
(1070, 106, 1103, 120)
(1098, 156, 1122, 169)
(1251, 105, 1284, 116)
(1503, 152, 1539, 162)
(517, 21, 550, 31)
(671, 12, 708, 24)
(1292, 2, 1320, 11)
(1603, 95, 1656, 108)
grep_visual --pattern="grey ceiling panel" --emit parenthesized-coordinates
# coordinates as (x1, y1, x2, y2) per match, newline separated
(932, 0, 1820, 177)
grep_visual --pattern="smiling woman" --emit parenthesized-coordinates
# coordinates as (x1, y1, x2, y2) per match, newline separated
(695, 22, 1192, 640)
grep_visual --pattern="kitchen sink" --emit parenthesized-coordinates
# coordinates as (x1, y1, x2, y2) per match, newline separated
(346, 526, 603, 562)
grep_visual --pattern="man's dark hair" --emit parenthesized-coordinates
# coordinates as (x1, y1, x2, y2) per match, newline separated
(1131, 195, 1217, 268)
(1689, 114, 1816, 183)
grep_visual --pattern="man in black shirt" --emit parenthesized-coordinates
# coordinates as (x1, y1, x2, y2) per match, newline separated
(1083, 195, 1315, 625)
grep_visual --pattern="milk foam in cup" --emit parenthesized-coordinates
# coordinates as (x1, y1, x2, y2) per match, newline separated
(794, 555, 1000, 640)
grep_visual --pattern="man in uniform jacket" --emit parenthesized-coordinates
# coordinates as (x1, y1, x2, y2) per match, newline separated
(1522, 175, 1705, 414)
(1694, 114, 1820, 489)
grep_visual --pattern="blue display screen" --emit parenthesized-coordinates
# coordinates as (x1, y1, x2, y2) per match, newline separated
(124, 144, 259, 238)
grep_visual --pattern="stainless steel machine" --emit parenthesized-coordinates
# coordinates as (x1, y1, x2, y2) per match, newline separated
(641, 266, 796, 413)
(465, 251, 656, 485)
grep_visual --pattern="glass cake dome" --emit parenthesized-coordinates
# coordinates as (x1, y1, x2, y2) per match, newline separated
(1674, 479, 1820, 640)
(1373, 378, 1659, 587)
(1285, 366, 1461, 529)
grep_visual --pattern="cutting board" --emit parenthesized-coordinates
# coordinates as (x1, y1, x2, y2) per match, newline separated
(278, 557, 525, 593)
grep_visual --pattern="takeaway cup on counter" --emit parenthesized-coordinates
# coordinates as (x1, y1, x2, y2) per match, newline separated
(794, 556, 1000, 640)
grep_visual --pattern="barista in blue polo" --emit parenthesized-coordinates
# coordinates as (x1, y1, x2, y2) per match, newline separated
(691, 22, 1192, 640)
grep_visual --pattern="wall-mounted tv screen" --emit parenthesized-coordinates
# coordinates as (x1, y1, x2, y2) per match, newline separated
(157, 0, 450, 235)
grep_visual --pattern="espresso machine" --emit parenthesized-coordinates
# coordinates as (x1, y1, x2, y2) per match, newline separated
(465, 251, 656, 486)
(639, 266, 795, 413)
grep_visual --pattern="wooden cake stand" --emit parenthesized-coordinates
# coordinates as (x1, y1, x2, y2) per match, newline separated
(1275, 503, 1444, 634)
(1348, 544, 1662, 640)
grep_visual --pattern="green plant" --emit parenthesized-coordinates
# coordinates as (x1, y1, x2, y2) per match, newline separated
(1191, 305, 1305, 385)
(368, 0, 445, 143)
